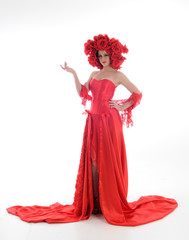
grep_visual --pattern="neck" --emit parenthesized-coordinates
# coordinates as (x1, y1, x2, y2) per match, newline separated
(102, 65, 115, 72)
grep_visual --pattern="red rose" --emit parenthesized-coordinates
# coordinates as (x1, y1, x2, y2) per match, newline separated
(111, 52, 118, 60)
(84, 40, 93, 54)
(112, 43, 122, 55)
(122, 44, 129, 54)
(97, 39, 109, 50)
(94, 34, 104, 41)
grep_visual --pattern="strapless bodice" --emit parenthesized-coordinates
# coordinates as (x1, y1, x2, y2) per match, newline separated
(89, 78, 117, 114)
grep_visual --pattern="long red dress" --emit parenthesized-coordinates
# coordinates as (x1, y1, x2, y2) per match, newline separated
(6, 78, 178, 226)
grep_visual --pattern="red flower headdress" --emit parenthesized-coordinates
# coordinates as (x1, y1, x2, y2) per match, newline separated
(84, 34, 129, 70)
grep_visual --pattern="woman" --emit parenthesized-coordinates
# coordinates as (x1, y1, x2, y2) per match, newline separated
(6, 34, 178, 226)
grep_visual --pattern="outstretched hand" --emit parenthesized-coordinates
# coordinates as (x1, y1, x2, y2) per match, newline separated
(60, 61, 75, 74)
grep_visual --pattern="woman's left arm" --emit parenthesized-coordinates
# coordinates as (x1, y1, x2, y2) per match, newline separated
(109, 72, 142, 127)
(118, 72, 141, 111)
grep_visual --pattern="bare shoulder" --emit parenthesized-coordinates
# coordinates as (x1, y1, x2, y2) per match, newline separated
(84, 71, 99, 90)
(116, 71, 130, 84)
(89, 71, 99, 81)
(116, 71, 141, 94)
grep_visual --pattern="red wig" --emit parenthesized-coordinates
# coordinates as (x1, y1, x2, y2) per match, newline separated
(84, 34, 129, 70)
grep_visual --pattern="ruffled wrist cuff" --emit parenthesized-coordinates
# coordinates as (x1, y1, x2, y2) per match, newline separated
(114, 92, 142, 128)
(79, 83, 92, 108)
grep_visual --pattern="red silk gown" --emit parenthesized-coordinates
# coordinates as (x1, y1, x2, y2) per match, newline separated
(6, 78, 178, 226)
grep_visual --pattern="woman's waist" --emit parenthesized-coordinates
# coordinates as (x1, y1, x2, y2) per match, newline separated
(90, 100, 111, 114)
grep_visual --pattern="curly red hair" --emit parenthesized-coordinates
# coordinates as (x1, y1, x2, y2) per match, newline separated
(84, 34, 129, 70)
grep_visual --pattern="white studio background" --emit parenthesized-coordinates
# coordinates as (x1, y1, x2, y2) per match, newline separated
(0, 0, 189, 213)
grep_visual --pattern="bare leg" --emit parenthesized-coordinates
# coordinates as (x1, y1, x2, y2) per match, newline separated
(91, 158, 101, 214)
(91, 159, 99, 198)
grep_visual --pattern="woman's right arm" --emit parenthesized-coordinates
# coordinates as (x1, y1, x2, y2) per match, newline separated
(60, 61, 81, 95)
(72, 71, 82, 96)
(60, 61, 97, 96)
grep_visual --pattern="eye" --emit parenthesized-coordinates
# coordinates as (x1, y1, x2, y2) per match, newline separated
(98, 54, 108, 58)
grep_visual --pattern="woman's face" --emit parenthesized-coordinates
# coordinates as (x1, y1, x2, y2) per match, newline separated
(97, 50, 111, 67)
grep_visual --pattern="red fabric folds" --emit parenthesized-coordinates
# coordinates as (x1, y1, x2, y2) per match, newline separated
(6, 78, 178, 226)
